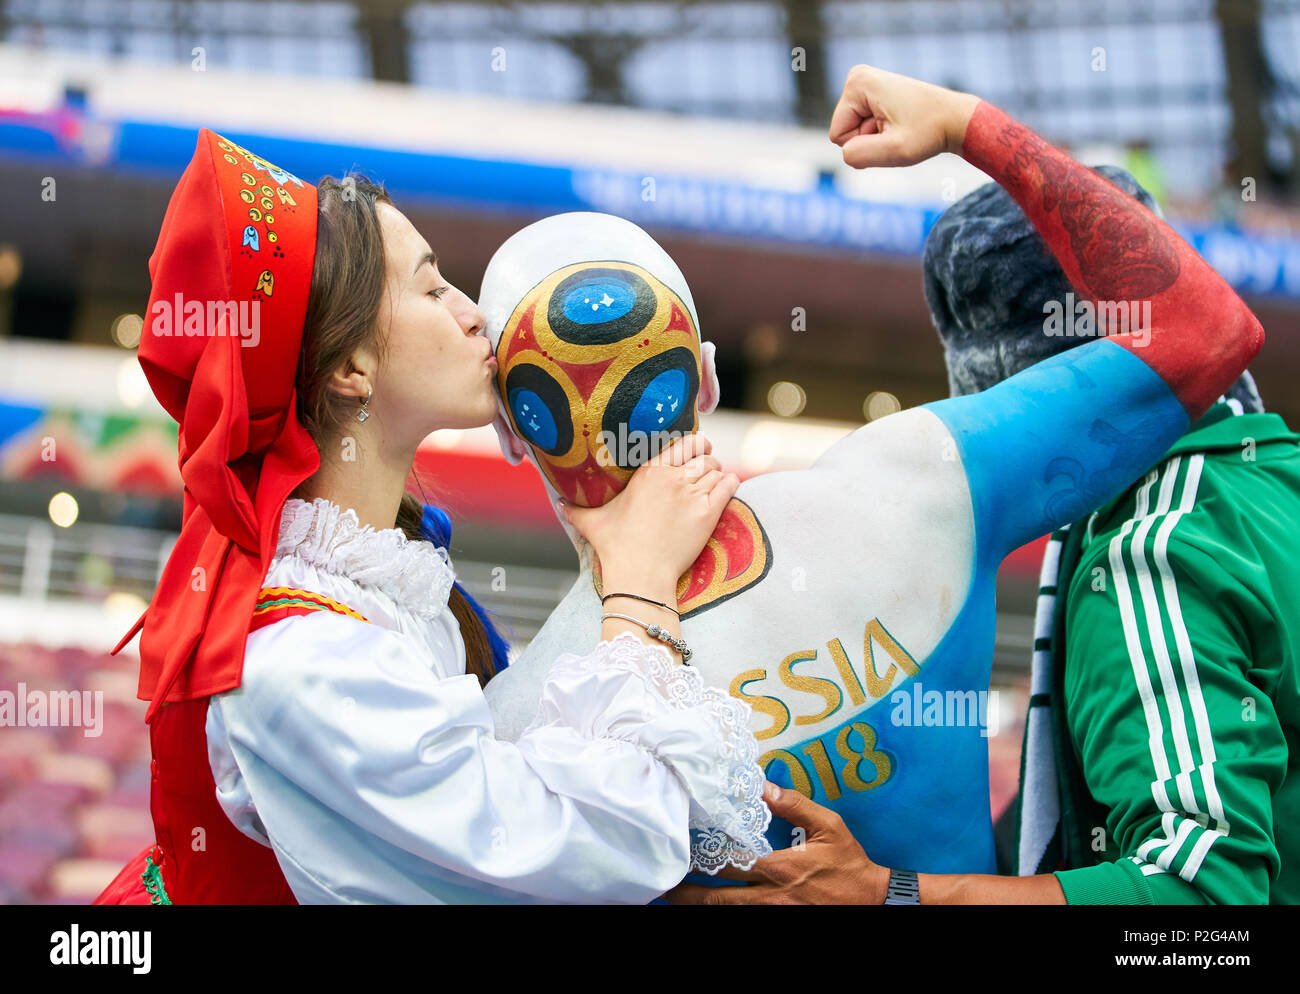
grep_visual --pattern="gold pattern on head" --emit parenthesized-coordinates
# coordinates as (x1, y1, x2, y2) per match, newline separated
(495, 260, 703, 507)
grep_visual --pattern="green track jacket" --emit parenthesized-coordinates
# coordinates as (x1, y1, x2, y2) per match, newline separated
(1052, 401, 1299, 904)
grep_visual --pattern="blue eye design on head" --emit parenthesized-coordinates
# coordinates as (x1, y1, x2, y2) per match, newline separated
(561, 278, 637, 325)
(547, 267, 655, 346)
(509, 387, 558, 451)
(505, 364, 573, 457)
(602, 347, 699, 468)
(628, 368, 689, 436)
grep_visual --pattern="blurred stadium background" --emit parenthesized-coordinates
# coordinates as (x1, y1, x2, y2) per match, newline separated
(0, 0, 1296, 903)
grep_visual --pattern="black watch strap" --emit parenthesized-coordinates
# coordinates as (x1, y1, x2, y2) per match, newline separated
(882, 867, 921, 905)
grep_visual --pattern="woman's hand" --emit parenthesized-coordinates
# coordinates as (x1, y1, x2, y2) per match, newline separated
(829, 64, 981, 169)
(563, 432, 739, 589)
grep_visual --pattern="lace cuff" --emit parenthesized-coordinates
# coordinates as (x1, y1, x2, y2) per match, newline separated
(524, 631, 772, 875)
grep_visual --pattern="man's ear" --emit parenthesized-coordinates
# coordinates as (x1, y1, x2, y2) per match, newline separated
(492, 401, 529, 465)
(698, 340, 721, 415)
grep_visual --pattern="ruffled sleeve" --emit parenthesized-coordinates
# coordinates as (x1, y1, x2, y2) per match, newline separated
(521, 631, 772, 875)
(209, 617, 770, 904)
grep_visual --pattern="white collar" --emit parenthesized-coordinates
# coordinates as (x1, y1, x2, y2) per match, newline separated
(273, 497, 457, 620)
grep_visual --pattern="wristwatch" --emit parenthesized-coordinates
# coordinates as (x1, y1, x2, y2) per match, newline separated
(882, 867, 921, 905)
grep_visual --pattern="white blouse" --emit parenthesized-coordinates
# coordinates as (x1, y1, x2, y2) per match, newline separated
(204, 497, 771, 904)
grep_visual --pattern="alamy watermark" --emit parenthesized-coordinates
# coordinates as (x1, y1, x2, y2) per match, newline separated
(50, 926, 150, 973)
(149, 292, 261, 347)
(594, 425, 688, 467)
(888, 681, 1000, 738)
(1043, 292, 1151, 348)
(0, 683, 103, 737)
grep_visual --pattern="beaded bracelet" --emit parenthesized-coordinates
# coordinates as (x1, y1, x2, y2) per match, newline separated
(601, 612, 693, 664)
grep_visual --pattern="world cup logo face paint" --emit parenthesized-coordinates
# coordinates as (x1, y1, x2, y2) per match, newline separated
(495, 261, 702, 506)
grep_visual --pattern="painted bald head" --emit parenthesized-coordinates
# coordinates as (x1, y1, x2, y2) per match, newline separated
(479, 213, 720, 507)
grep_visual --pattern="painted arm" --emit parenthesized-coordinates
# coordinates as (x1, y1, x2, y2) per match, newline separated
(828, 65, 1263, 558)
(959, 99, 1262, 421)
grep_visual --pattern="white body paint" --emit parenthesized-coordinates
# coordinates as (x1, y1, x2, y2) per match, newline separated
(487, 405, 976, 752)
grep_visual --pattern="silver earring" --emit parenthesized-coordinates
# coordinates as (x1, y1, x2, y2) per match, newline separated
(356, 384, 372, 423)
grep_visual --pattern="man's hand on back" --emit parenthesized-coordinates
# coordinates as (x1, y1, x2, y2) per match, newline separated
(664, 782, 889, 905)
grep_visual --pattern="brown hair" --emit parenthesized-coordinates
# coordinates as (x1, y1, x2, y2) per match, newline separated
(295, 173, 498, 687)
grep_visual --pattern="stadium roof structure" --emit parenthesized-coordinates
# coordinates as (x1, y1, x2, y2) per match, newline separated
(1, 40, 1297, 431)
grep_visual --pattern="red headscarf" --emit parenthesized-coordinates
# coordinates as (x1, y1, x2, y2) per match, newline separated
(111, 129, 321, 722)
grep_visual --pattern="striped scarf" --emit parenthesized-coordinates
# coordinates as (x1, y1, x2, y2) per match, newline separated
(1015, 525, 1069, 875)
